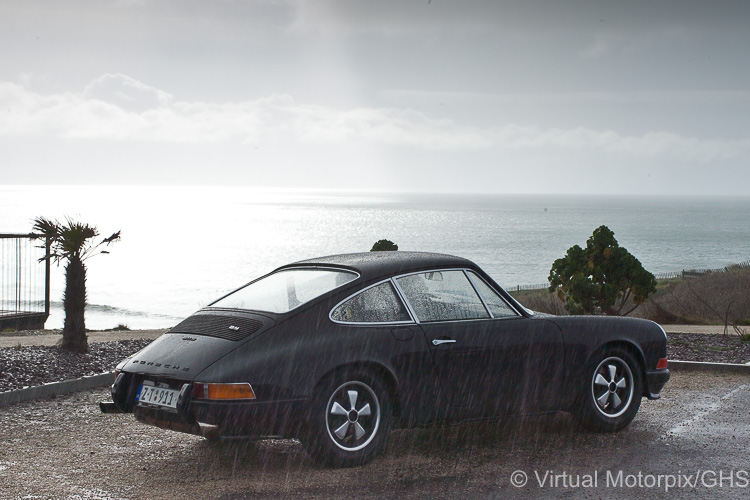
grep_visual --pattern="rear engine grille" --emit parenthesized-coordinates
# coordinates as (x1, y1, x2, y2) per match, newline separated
(169, 315, 263, 341)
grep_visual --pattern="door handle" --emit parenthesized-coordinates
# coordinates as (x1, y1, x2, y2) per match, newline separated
(432, 339, 457, 346)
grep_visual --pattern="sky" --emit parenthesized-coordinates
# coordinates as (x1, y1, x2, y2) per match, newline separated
(1, 0, 749, 195)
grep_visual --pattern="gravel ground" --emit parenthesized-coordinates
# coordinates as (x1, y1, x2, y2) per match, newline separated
(1, 371, 748, 499)
(0, 340, 152, 393)
(667, 332, 750, 364)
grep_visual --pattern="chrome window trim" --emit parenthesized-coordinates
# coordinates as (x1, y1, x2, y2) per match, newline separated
(463, 269, 493, 318)
(406, 315, 526, 326)
(394, 268, 492, 323)
(276, 265, 361, 276)
(390, 277, 421, 325)
(329, 267, 522, 326)
(210, 265, 360, 315)
(329, 278, 416, 326)
(465, 270, 522, 318)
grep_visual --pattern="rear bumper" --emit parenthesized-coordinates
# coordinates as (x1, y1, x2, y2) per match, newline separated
(134, 404, 202, 435)
(189, 398, 307, 437)
(130, 398, 306, 438)
(645, 368, 671, 400)
(112, 371, 307, 439)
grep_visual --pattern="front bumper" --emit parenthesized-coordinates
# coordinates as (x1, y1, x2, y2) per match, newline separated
(645, 368, 671, 400)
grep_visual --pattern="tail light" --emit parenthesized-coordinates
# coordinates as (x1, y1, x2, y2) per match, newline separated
(656, 358, 668, 369)
(193, 382, 256, 400)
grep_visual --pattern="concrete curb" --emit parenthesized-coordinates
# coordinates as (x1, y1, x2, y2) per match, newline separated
(0, 372, 114, 408)
(669, 360, 750, 374)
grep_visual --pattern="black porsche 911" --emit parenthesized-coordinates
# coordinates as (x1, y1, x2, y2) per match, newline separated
(101, 251, 670, 467)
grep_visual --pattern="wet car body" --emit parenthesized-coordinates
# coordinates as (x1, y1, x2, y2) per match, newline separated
(106, 251, 670, 466)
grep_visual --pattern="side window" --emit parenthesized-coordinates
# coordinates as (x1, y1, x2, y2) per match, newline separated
(467, 271, 518, 318)
(396, 270, 490, 322)
(331, 281, 411, 323)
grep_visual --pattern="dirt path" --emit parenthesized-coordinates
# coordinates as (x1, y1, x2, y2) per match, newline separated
(662, 325, 736, 335)
(0, 329, 166, 348)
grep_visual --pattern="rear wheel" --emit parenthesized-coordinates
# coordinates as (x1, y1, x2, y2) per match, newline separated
(577, 348, 643, 432)
(301, 372, 392, 467)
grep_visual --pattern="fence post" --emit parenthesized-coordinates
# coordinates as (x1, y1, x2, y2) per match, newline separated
(16, 238, 22, 313)
(45, 236, 51, 318)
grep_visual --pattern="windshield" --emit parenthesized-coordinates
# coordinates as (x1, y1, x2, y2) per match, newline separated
(210, 268, 358, 314)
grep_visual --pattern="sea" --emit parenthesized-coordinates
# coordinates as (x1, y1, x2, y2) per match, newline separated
(1, 186, 749, 330)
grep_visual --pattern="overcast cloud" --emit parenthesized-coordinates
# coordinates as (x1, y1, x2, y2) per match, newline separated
(1, 0, 749, 194)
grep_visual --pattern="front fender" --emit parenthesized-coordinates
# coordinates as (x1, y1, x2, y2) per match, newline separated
(546, 316, 668, 400)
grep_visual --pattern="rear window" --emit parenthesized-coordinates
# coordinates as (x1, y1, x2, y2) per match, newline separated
(210, 268, 358, 314)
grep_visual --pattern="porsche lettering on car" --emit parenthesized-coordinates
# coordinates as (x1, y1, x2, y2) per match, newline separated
(101, 252, 670, 467)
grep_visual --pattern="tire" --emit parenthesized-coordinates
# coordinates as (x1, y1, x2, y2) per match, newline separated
(301, 372, 392, 467)
(576, 348, 643, 432)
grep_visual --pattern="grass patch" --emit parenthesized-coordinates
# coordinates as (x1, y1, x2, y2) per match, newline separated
(669, 340, 690, 346)
(707, 346, 735, 352)
(95, 324, 131, 332)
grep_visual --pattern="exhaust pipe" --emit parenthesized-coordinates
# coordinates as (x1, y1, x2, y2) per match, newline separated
(100, 401, 124, 413)
(198, 422, 220, 439)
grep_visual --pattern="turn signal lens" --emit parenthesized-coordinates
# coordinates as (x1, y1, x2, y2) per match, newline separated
(193, 383, 256, 400)
(112, 370, 122, 388)
(656, 358, 668, 369)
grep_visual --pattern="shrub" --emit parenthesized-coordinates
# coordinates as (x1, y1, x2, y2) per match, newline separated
(548, 225, 656, 315)
(371, 239, 398, 252)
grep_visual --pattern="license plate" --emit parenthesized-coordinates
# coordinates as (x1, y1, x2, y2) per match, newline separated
(136, 384, 180, 409)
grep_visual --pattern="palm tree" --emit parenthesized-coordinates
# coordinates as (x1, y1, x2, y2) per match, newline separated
(32, 217, 121, 353)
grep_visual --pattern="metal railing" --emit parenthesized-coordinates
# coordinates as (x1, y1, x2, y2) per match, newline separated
(508, 282, 549, 292)
(510, 259, 750, 293)
(0, 233, 50, 330)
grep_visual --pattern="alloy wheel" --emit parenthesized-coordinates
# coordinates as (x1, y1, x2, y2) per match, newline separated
(591, 356, 634, 418)
(325, 381, 381, 452)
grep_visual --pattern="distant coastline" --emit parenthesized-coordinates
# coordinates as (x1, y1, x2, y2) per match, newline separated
(3, 186, 749, 330)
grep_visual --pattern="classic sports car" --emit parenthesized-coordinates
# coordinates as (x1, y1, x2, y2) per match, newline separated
(101, 252, 670, 466)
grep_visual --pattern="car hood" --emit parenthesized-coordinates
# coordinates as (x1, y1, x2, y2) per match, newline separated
(116, 309, 276, 379)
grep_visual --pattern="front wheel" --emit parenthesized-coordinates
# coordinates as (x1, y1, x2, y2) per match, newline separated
(301, 373, 392, 467)
(576, 348, 643, 432)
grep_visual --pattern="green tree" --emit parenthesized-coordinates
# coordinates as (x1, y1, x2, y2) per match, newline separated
(33, 217, 121, 352)
(370, 239, 398, 252)
(548, 225, 656, 316)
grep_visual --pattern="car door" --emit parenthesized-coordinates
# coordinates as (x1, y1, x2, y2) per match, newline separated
(395, 269, 564, 415)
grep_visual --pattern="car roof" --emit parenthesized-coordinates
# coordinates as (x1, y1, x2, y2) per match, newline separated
(282, 251, 476, 282)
